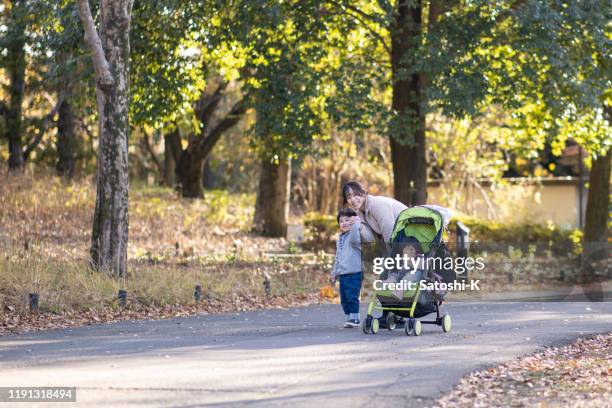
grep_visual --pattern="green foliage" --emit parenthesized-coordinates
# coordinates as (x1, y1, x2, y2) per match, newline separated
(319, 0, 611, 159)
(224, 0, 331, 158)
(428, 106, 515, 202)
(0, 0, 98, 169)
(429, 0, 611, 157)
(452, 213, 576, 245)
(2, 0, 609, 221)
(130, 0, 210, 128)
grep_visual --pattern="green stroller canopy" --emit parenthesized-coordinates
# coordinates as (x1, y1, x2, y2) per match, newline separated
(390, 206, 444, 253)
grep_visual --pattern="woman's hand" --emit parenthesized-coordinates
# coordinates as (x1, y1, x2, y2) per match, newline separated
(348, 216, 360, 225)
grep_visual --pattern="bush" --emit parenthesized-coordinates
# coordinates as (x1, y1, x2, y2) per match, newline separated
(450, 213, 577, 245)
(300, 211, 578, 253)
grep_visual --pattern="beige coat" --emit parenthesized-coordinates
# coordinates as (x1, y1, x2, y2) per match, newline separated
(358, 195, 407, 243)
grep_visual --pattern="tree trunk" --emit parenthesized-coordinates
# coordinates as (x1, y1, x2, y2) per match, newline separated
(77, 0, 133, 277)
(176, 98, 246, 198)
(202, 157, 216, 189)
(163, 134, 176, 187)
(579, 106, 611, 302)
(253, 155, 291, 237)
(584, 104, 612, 251)
(389, 0, 426, 206)
(580, 144, 609, 301)
(5, 1, 26, 171)
(584, 105, 612, 246)
(56, 95, 78, 178)
(583, 148, 610, 245)
(163, 128, 181, 187)
(176, 148, 205, 198)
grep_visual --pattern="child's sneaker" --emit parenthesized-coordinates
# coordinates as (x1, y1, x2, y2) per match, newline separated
(344, 319, 360, 328)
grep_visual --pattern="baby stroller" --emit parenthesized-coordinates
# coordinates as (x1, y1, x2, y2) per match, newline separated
(362, 206, 455, 336)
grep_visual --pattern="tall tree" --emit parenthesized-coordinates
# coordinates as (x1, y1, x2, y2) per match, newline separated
(1, 0, 90, 174)
(175, 82, 247, 198)
(76, 0, 133, 276)
(2, 0, 27, 171)
(483, 1, 611, 245)
(51, 2, 86, 179)
(48, 2, 93, 179)
(584, 149, 610, 245)
(226, 0, 331, 236)
(325, 0, 611, 234)
(582, 106, 611, 248)
(129, 0, 248, 196)
(325, 0, 443, 205)
(389, 0, 426, 205)
(55, 80, 78, 178)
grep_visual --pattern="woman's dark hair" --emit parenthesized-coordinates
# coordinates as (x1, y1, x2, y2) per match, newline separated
(342, 181, 367, 205)
(337, 208, 357, 224)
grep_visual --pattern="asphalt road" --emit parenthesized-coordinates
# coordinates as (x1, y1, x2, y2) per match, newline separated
(0, 301, 610, 407)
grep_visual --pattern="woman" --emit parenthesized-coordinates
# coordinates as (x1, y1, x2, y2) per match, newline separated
(342, 180, 409, 328)
(342, 181, 407, 245)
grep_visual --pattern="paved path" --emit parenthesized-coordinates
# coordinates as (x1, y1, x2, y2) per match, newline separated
(0, 302, 610, 407)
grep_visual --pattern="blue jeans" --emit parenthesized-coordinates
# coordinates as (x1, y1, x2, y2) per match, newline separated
(339, 272, 362, 315)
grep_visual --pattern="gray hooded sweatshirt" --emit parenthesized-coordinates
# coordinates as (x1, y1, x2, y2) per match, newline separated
(331, 221, 364, 278)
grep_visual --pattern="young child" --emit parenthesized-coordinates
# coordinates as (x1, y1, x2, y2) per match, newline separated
(330, 208, 365, 328)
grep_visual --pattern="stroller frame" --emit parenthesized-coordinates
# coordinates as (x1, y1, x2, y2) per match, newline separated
(362, 207, 452, 336)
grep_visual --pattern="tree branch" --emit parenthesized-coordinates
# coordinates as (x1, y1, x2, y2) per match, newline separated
(194, 81, 228, 133)
(326, 0, 391, 55)
(23, 94, 65, 162)
(76, 0, 114, 91)
(199, 99, 247, 159)
(0, 100, 7, 117)
(326, 0, 385, 24)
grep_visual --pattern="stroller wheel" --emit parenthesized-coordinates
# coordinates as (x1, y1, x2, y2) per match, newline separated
(413, 320, 422, 336)
(371, 318, 380, 334)
(441, 314, 451, 333)
(386, 312, 397, 331)
(363, 316, 373, 334)
(406, 318, 422, 336)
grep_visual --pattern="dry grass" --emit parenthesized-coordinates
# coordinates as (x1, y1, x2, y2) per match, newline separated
(0, 169, 332, 322)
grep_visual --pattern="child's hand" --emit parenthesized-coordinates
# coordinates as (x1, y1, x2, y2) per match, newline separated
(349, 216, 360, 225)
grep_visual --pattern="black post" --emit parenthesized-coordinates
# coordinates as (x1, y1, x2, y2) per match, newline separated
(456, 221, 470, 281)
(194, 285, 202, 302)
(29, 293, 39, 312)
(263, 273, 271, 297)
(456, 222, 470, 257)
(118, 289, 127, 307)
